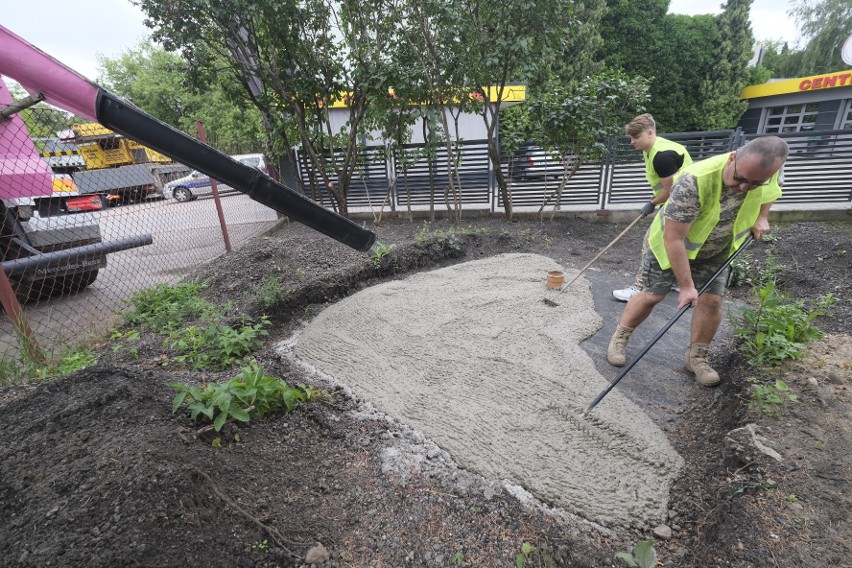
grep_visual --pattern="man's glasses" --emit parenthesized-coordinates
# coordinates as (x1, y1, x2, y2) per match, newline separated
(732, 159, 769, 188)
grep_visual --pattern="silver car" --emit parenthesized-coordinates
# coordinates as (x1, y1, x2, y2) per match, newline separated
(164, 153, 267, 202)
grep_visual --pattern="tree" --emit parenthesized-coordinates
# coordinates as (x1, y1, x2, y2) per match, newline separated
(139, 0, 401, 216)
(526, 69, 650, 220)
(789, 0, 852, 74)
(596, 1, 720, 132)
(98, 41, 263, 154)
(463, 0, 605, 220)
(698, 0, 755, 130)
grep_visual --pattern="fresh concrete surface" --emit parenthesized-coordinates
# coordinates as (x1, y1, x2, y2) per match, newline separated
(286, 253, 687, 528)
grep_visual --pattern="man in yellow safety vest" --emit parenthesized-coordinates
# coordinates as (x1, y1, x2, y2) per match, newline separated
(607, 136, 788, 387)
(613, 113, 693, 302)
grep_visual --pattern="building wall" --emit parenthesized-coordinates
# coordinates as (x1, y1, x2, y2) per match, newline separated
(739, 70, 852, 134)
(328, 108, 490, 144)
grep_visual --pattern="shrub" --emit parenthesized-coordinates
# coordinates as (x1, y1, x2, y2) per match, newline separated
(170, 362, 324, 433)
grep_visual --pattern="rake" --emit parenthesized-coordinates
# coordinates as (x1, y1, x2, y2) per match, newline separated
(584, 236, 754, 414)
(543, 213, 645, 306)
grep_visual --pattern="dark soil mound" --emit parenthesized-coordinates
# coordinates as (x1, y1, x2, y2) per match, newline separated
(1, 216, 849, 567)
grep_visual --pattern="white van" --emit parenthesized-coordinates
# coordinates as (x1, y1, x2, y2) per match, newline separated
(164, 153, 267, 202)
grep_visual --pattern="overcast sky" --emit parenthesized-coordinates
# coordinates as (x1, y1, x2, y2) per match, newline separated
(4, 0, 801, 83)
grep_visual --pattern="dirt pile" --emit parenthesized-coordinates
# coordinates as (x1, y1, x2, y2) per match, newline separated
(0, 217, 849, 567)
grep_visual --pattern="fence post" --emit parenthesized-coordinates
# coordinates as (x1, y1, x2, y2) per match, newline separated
(0, 272, 45, 364)
(195, 120, 233, 254)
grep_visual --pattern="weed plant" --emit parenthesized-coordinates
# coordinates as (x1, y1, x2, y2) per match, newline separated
(164, 316, 271, 370)
(516, 542, 555, 567)
(371, 242, 395, 269)
(123, 280, 224, 333)
(616, 540, 656, 568)
(730, 252, 784, 288)
(413, 224, 488, 251)
(170, 362, 325, 433)
(0, 343, 95, 387)
(734, 282, 834, 368)
(254, 276, 290, 309)
(747, 377, 800, 417)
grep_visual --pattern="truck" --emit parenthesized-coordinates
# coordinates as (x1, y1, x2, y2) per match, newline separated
(1, 75, 152, 302)
(40, 123, 190, 206)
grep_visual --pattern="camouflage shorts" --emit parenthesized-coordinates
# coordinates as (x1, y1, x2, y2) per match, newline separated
(640, 248, 731, 297)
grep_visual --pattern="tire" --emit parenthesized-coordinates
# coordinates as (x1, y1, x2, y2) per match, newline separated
(173, 187, 193, 202)
(56, 269, 99, 296)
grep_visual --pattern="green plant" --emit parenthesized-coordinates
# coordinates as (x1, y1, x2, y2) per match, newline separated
(616, 540, 656, 568)
(110, 329, 141, 358)
(451, 552, 465, 566)
(516, 542, 554, 567)
(296, 268, 306, 280)
(122, 280, 223, 333)
(371, 242, 395, 270)
(748, 377, 800, 417)
(734, 282, 833, 367)
(730, 251, 784, 288)
(413, 224, 486, 252)
(543, 235, 553, 249)
(165, 316, 270, 370)
(252, 539, 268, 551)
(170, 362, 323, 433)
(254, 276, 289, 308)
(0, 343, 96, 386)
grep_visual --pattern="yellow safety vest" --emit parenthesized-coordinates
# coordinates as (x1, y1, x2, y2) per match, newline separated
(648, 153, 782, 269)
(645, 137, 693, 196)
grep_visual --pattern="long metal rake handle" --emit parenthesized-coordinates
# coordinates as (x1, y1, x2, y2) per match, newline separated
(584, 236, 754, 414)
(559, 214, 645, 292)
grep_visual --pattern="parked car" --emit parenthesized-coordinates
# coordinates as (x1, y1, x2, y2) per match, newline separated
(508, 142, 565, 180)
(164, 153, 268, 202)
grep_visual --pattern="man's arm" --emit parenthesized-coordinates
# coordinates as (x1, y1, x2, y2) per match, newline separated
(664, 219, 699, 308)
(652, 176, 673, 205)
(752, 201, 775, 240)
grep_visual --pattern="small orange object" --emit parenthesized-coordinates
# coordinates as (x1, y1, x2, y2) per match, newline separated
(546, 270, 565, 289)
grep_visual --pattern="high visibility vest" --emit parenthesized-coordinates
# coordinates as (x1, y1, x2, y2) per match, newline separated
(645, 137, 693, 196)
(648, 153, 783, 269)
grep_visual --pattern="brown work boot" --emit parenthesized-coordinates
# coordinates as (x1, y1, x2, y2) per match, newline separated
(607, 324, 634, 367)
(685, 343, 721, 387)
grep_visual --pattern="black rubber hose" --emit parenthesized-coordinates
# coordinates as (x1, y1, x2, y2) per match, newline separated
(94, 91, 376, 252)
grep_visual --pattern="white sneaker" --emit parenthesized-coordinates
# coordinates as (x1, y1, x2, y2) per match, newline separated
(612, 285, 641, 302)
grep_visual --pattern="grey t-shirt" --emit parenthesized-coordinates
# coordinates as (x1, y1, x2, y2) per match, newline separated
(665, 172, 746, 259)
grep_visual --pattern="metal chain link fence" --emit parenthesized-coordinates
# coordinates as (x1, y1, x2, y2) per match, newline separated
(1, 99, 278, 364)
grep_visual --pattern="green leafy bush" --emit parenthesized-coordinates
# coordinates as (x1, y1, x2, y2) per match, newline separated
(122, 281, 223, 332)
(734, 282, 833, 367)
(371, 242, 395, 270)
(170, 362, 323, 433)
(748, 377, 800, 417)
(165, 316, 271, 370)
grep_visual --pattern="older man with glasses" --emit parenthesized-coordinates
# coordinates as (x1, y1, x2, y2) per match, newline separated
(606, 136, 788, 387)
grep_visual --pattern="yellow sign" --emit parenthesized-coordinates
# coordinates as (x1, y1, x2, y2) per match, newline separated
(326, 85, 526, 108)
(741, 69, 852, 100)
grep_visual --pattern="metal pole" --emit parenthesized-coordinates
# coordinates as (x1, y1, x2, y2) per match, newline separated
(195, 120, 233, 254)
(584, 236, 755, 414)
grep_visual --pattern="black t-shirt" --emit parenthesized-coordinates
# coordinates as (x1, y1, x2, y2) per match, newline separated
(652, 150, 684, 179)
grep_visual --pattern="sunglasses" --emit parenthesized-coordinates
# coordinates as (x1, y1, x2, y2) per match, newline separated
(732, 159, 770, 188)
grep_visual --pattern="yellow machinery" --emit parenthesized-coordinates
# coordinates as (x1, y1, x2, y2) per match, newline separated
(72, 123, 171, 169)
